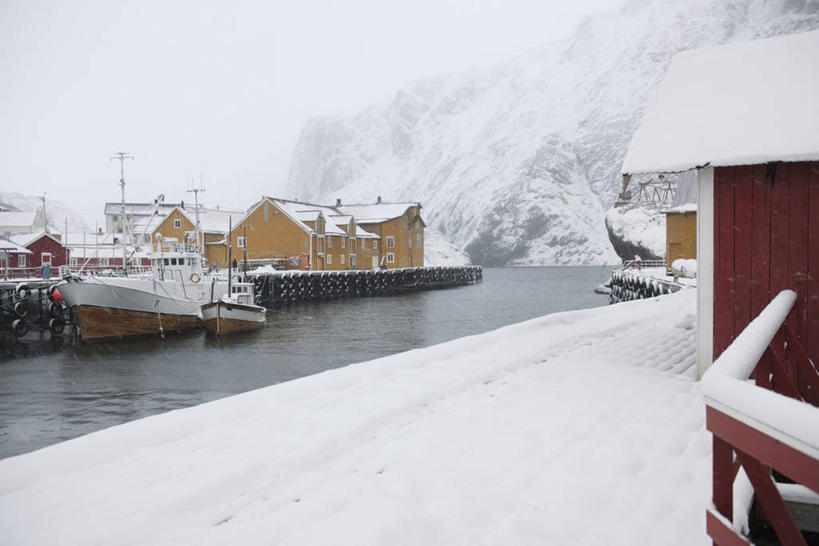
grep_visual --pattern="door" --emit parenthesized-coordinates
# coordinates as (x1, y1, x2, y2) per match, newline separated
(372, 256, 378, 269)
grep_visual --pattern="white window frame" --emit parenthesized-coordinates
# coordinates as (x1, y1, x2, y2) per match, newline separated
(99, 257, 110, 267)
(173, 218, 182, 228)
(41, 252, 52, 266)
(18, 254, 26, 267)
(386, 236, 394, 248)
(327, 253, 332, 265)
(340, 254, 345, 265)
(417, 233, 422, 248)
(341, 237, 345, 249)
(408, 237, 412, 249)
(386, 252, 395, 264)
(373, 240, 378, 250)
(70, 257, 78, 267)
(327, 237, 332, 248)
(361, 239, 366, 250)
(237, 236, 246, 248)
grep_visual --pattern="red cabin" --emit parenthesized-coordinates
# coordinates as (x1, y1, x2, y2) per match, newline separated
(623, 30, 819, 545)
(8, 231, 69, 277)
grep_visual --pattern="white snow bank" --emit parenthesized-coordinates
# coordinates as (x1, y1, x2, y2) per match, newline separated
(671, 259, 697, 278)
(0, 291, 710, 546)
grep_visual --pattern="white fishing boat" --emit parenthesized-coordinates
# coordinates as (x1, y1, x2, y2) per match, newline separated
(200, 217, 266, 335)
(201, 281, 266, 335)
(59, 235, 214, 342)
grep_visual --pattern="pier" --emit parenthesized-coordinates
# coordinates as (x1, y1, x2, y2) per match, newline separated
(250, 266, 483, 306)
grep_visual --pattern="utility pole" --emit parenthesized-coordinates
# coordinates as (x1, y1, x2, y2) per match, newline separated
(111, 152, 134, 274)
(40, 193, 49, 234)
(186, 177, 205, 258)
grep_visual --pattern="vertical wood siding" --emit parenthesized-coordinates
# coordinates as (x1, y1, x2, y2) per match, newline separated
(713, 161, 819, 363)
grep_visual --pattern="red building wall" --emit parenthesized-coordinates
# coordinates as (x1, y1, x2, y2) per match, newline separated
(25, 235, 69, 268)
(713, 161, 819, 363)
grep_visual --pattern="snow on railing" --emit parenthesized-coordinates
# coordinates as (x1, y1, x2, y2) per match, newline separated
(703, 289, 819, 546)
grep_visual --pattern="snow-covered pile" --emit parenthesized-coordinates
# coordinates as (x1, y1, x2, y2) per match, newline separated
(285, 0, 819, 265)
(605, 202, 665, 260)
(672, 259, 697, 278)
(0, 291, 711, 545)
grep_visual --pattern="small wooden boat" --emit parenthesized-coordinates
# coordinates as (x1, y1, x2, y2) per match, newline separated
(201, 281, 266, 335)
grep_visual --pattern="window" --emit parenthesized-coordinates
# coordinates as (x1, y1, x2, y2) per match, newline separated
(237, 237, 246, 248)
(70, 257, 78, 267)
(386, 236, 394, 248)
(41, 253, 52, 265)
(100, 257, 109, 267)
(417, 233, 422, 248)
(408, 238, 412, 249)
(351, 239, 355, 251)
(340, 254, 345, 265)
(341, 237, 345, 249)
(361, 239, 366, 250)
(327, 237, 332, 248)
(163, 258, 170, 266)
(386, 252, 395, 264)
(373, 240, 378, 250)
(18, 255, 26, 267)
(327, 254, 332, 265)
(173, 218, 182, 228)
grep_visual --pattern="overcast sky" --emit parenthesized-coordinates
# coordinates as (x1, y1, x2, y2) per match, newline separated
(0, 0, 623, 223)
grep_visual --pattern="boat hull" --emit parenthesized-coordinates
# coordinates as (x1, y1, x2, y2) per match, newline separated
(58, 277, 202, 342)
(201, 301, 266, 335)
(73, 305, 200, 342)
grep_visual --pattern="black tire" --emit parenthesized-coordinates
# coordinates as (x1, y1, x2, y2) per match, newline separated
(49, 317, 65, 334)
(12, 318, 28, 338)
(49, 301, 63, 317)
(13, 301, 27, 317)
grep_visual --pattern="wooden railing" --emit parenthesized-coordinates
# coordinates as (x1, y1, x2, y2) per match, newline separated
(702, 290, 819, 545)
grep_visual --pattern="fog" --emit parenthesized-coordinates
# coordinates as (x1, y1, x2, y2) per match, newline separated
(0, 0, 623, 223)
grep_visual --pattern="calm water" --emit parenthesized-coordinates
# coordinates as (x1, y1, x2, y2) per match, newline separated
(0, 266, 611, 459)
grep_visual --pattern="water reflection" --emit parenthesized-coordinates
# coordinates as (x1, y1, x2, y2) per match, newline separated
(0, 266, 611, 458)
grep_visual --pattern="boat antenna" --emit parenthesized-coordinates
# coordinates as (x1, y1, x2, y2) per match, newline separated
(227, 216, 232, 300)
(187, 176, 205, 257)
(110, 151, 134, 274)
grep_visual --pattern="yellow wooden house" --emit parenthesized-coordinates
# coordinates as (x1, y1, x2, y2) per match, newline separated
(338, 198, 425, 268)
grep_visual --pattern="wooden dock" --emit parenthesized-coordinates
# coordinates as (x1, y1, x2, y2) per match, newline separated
(249, 266, 483, 306)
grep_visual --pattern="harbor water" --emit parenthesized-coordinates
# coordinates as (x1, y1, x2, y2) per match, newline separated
(0, 266, 611, 459)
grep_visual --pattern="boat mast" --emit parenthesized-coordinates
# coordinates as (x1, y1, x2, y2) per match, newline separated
(111, 152, 134, 274)
(187, 177, 205, 257)
(227, 216, 232, 299)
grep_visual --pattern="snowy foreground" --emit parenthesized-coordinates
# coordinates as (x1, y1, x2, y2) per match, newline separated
(0, 291, 710, 545)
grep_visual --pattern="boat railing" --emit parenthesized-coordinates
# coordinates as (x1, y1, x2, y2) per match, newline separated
(702, 289, 819, 545)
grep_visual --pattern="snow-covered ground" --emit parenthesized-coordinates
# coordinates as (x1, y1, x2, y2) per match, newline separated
(0, 291, 710, 545)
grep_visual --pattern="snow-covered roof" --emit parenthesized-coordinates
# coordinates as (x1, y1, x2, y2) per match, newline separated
(198, 208, 244, 234)
(337, 202, 419, 223)
(8, 230, 63, 248)
(104, 202, 181, 216)
(355, 225, 379, 239)
(0, 211, 37, 228)
(622, 30, 819, 175)
(0, 238, 32, 254)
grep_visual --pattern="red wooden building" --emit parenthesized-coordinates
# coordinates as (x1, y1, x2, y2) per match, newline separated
(10, 231, 69, 270)
(622, 31, 819, 545)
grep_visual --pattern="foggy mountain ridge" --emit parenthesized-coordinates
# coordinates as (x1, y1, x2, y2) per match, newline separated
(0, 192, 90, 233)
(286, 0, 819, 265)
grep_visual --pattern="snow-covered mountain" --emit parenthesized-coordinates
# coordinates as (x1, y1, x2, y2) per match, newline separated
(0, 192, 90, 233)
(286, 0, 819, 265)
